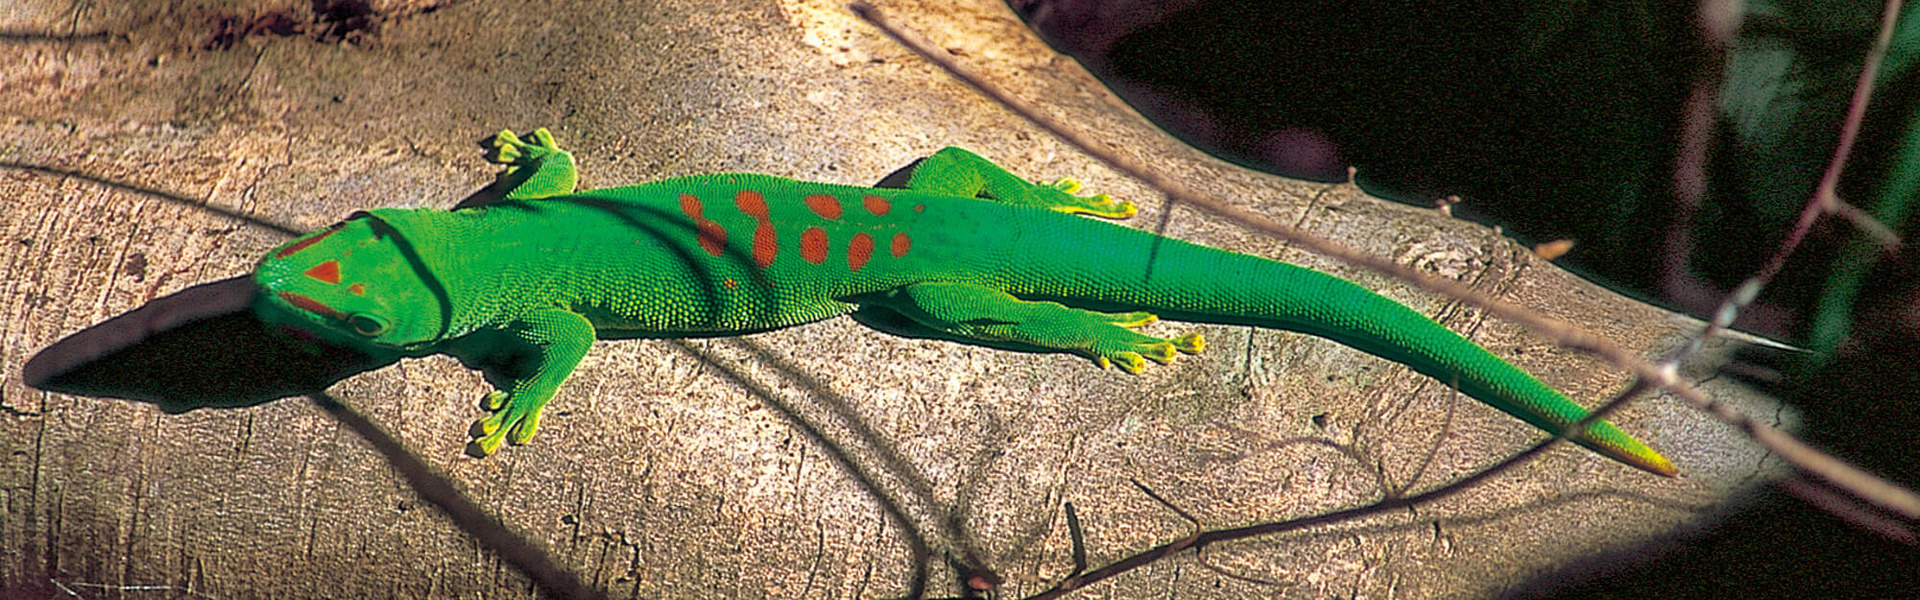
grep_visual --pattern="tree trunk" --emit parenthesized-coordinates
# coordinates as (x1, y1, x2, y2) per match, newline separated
(1, 0, 1785, 597)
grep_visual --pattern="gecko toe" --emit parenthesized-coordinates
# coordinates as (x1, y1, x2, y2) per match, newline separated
(1111, 352, 1148, 374)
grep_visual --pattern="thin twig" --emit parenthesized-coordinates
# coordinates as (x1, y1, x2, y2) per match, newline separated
(1828, 196, 1903, 250)
(1779, 475, 1918, 544)
(1663, 0, 1738, 322)
(1680, 0, 1908, 355)
(849, 0, 1920, 526)
(1656, 0, 1917, 539)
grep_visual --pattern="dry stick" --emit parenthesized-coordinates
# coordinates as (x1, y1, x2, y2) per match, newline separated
(846, 2, 1920, 523)
(1677, 0, 1908, 359)
(1663, 0, 1735, 318)
(308, 392, 605, 600)
(1778, 475, 1919, 545)
(1808, 0, 1903, 243)
(1831, 200, 1903, 249)
(1664, 0, 1911, 538)
(1655, 0, 1914, 538)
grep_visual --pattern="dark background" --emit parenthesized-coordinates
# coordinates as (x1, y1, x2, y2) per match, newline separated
(1013, 0, 1920, 596)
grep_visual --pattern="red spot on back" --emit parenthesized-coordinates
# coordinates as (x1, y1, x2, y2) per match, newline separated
(863, 195, 891, 216)
(804, 194, 843, 219)
(304, 260, 342, 285)
(679, 193, 727, 257)
(348, 283, 366, 296)
(890, 232, 911, 258)
(275, 225, 341, 258)
(800, 227, 829, 264)
(913, 204, 925, 212)
(735, 190, 769, 217)
(736, 190, 778, 268)
(847, 232, 874, 272)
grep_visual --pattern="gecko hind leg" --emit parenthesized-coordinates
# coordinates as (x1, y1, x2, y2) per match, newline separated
(879, 147, 1136, 219)
(856, 282, 1203, 373)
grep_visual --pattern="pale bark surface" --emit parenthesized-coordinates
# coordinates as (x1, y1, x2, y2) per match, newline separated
(2, 0, 1784, 597)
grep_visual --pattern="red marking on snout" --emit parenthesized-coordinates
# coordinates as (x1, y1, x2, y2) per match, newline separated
(804, 194, 843, 220)
(736, 190, 778, 268)
(348, 283, 366, 296)
(679, 193, 727, 257)
(847, 232, 874, 272)
(800, 227, 828, 265)
(278, 291, 346, 321)
(304, 260, 342, 285)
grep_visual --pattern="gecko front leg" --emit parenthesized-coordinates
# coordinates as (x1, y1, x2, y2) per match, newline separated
(449, 307, 597, 456)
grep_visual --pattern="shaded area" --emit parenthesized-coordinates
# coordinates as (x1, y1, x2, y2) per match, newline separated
(22, 275, 604, 596)
(1016, 0, 1920, 351)
(23, 275, 396, 411)
(0, 161, 305, 237)
(308, 391, 605, 600)
(1527, 338, 1920, 599)
(1525, 489, 1920, 599)
(1021, 0, 1694, 290)
(197, 0, 463, 49)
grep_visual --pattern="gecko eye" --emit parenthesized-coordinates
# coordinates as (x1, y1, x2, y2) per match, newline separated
(347, 313, 389, 336)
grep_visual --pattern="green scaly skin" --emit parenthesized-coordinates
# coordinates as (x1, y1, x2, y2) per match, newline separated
(253, 128, 1676, 476)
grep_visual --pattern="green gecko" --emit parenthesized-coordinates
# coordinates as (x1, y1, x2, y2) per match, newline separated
(252, 128, 1676, 477)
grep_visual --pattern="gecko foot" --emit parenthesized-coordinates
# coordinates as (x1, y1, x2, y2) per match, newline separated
(484, 128, 564, 168)
(1043, 177, 1136, 219)
(467, 389, 545, 457)
(478, 127, 578, 200)
(1085, 314, 1204, 374)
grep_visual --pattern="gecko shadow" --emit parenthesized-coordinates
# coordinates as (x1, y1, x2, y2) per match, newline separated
(10, 159, 360, 406)
(22, 275, 397, 410)
(22, 274, 612, 599)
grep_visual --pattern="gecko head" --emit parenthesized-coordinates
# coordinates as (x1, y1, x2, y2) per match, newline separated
(253, 212, 449, 352)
